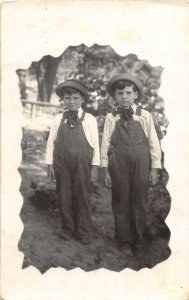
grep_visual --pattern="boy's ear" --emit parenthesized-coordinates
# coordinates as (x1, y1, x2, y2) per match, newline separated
(113, 90, 116, 99)
(134, 91, 138, 99)
(81, 96, 85, 103)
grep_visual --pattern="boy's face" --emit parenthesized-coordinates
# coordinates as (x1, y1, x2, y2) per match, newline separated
(62, 92, 84, 111)
(114, 86, 138, 108)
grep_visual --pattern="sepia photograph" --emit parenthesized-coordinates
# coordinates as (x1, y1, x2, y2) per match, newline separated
(18, 45, 171, 273)
(1, 0, 189, 299)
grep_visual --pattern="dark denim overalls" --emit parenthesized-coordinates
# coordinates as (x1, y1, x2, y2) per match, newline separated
(108, 108, 150, 247)
(53, 112, 93, 240)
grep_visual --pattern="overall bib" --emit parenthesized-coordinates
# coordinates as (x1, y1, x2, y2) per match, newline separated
(53, 112, 93, 239)
(108, 108, 150, 246)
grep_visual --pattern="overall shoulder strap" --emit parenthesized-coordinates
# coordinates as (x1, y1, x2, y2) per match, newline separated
(80, 110, 86, 122)
(61, 112, 67, 122)
(111, 107, 117, 117)
(135, 107, 141, 116)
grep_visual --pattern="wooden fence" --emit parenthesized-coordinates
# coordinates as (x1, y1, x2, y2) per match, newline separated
(21, 100, 60, 123)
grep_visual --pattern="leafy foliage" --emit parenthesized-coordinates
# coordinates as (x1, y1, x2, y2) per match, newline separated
(18, 44, 169, 140)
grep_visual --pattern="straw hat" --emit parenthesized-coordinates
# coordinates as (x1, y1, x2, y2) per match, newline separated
(55, 79, 89, 101)
(106, 74, 143, 99)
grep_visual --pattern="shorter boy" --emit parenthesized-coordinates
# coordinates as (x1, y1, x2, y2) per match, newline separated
(46, 79, 100, 244)
(101, 74, 161, 255)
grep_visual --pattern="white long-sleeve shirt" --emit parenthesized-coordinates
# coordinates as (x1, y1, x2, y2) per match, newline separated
(101, 104, 162, 169)
(45, 108, 100, 166)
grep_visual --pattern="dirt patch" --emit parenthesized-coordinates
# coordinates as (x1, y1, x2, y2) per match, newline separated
(18, 128, 171, 273)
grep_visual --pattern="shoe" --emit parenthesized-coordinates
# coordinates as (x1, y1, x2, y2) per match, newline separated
(74, 231, 92, 245)
(76, 235, 92, 245)
(133, 242, 145, 251)
(58, 232, 72, 240)
(80, 237, 92, 245)
(119, 242, 134, 256)
(73, 232, 80, 241)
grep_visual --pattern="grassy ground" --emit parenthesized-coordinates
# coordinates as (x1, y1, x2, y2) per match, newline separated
(18, 128, 171, 274)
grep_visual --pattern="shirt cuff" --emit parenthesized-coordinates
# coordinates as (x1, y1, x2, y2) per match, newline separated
(91, 163, 100, 166)
(151, 160, 162, 169)
(45, 159, 53, 165)
(91, 158, 100, 166)
(100, 159, 108, 168)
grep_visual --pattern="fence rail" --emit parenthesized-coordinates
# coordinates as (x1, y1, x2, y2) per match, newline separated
(21, 99, 60, 123)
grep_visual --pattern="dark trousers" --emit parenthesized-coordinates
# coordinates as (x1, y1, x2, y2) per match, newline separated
(54, 162, 92, 238)
(109, 147, 150, 245)
(108, 118, 150, 246)
(53, 117, 93, 239)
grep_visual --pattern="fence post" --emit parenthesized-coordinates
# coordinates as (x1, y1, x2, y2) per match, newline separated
(31, 103, 36, 123)
(21, 100, 60, 124)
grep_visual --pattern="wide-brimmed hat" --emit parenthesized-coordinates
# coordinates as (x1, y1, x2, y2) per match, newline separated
(106, 74, 143, 100)
(55, 79, 89, 101)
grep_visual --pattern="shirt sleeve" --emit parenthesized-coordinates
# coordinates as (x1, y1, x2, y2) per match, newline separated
(89, 116, 100, 166)
(45, 115, 60, 164)
(147, 113, 162, 169)
(100, 114, 114, 167)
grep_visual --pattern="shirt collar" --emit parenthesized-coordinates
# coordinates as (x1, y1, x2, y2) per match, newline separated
(64, 107, 83, 117)
(132, 104, 136, 114)
(116, 104, 137, 114)
(78, 107, 83, 118)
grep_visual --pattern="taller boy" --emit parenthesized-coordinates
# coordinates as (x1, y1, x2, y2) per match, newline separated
(101, 74, 161, 254)
(46, 79, 100, 244)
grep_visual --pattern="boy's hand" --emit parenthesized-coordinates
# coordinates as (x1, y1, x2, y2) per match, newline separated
(149, 168, 158, 185)
(105, 168, 111, 188)
(90, 166, 98, 186)
(47, 164, 55, 180)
